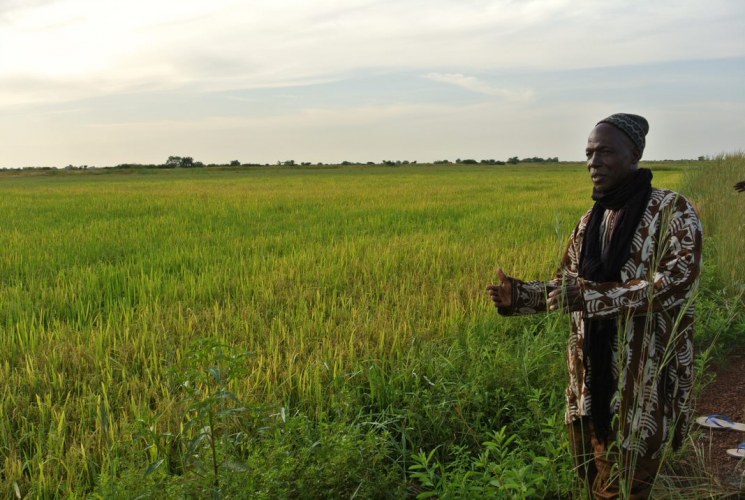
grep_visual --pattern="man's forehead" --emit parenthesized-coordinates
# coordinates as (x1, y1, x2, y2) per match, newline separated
(587, 124, 634, 148)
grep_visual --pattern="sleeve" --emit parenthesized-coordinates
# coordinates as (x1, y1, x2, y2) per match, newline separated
(498, 215, 586, 316)
(580, 195, 702, 320)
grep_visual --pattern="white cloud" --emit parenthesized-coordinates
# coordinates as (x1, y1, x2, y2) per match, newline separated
(2, 0, 743, 107)
(423, 73, 534, 101)
(0, 0, 743, 165)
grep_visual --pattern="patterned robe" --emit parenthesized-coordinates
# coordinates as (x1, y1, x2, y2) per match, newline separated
(499, 188, 703, 458)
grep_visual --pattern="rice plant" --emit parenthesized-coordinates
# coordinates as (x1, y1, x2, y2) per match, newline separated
(1, 161, 732, 497)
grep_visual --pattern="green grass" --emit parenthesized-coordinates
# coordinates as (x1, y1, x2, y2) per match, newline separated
(0, 161, 741, 498)
(681, 154, 745, 293)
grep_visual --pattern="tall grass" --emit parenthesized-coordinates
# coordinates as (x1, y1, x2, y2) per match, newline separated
(653, 153, 745, 497)
(0, 162, 726, 497)
(680, 153, 745, 293)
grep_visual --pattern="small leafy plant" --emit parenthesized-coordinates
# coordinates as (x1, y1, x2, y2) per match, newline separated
(136, 337, 251, 497)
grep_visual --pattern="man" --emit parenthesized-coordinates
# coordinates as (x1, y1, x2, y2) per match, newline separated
(487, 114, 702, 498)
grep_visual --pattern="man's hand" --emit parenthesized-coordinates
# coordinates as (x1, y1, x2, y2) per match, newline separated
(547, 285, 584, 312)
(735, 180, 745, 193)
(487, 268, 513, 308)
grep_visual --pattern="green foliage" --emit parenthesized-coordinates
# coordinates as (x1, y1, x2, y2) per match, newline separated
(165, 155, 200, 168)
(682, 154, 745, 355)
(98, 339, 404, 498)
(649, 153, 745, 495)
(97, 411, 403, 498)
(0, 162, 723, 497)
(133, 338, 252, 497)
(410, 419, 573, 499)
(406, 322, 574, 498)
(681, 153, 745, 293)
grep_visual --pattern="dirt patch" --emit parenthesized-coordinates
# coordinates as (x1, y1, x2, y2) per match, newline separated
(692, 346, 745, 493)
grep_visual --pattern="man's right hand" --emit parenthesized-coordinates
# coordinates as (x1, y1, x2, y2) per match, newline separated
(487, 268, 513, 308)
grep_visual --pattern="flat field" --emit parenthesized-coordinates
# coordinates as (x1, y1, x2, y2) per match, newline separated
(0, 162, 736, 497)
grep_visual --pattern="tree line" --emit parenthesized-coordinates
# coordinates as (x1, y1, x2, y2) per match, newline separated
(1, 155, 565, 171)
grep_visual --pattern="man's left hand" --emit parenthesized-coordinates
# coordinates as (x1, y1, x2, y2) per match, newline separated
(547, 285, 584, 312)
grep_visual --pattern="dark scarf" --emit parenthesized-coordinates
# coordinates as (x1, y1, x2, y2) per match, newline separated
(579, 168, 653, 443)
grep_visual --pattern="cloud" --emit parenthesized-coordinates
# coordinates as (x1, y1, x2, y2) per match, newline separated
(423, 73, 534, 101)
(2, 0, 743, 108)
(1, 0, 744, 166)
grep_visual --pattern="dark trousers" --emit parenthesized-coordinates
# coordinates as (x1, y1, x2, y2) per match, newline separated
(568, 417, 661, 499)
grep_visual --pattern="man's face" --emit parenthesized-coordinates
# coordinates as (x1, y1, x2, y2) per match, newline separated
(585, 123, 639, 192)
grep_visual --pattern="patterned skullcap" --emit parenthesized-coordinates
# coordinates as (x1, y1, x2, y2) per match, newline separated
(597, 113, 649, 154)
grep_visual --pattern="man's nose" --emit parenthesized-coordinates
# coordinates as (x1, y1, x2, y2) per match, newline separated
(587, 152, 601, 168)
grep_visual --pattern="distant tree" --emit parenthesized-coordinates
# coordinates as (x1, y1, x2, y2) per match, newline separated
(282, 160, 295, 166)
(514, 156, 559, 164)
(230, 160, 241, 166)
(166, 156, 182, 167)
(507, 156, 519, 164)
(165, 156, 196, 168)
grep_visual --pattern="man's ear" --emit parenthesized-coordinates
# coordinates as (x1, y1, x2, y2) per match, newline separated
(631, 148, 642, 165)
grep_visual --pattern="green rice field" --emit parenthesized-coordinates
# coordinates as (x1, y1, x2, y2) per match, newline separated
(1, 160, 743, 498)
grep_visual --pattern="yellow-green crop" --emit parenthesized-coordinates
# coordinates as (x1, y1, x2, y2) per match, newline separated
(0, 162, 709, 497)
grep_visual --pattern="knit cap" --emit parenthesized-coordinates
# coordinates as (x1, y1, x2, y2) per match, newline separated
(597, 113, 649, 154)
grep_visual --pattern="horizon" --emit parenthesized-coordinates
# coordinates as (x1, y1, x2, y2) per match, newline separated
(1, 156, 718, 171)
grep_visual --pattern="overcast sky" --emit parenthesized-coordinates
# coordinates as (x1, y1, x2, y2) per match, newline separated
(1, 0, 744, 167)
